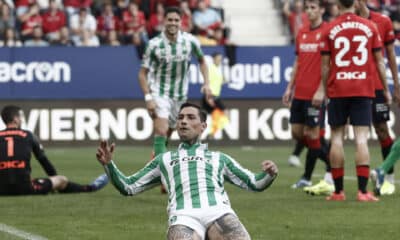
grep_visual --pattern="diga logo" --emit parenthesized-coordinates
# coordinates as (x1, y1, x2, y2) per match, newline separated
(0, 62, 71, 83)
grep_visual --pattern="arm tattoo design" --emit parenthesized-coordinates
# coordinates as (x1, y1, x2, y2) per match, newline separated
(167, 225, 198, 240)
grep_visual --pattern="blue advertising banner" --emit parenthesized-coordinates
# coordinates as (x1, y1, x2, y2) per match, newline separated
(0, 46, 398, 99)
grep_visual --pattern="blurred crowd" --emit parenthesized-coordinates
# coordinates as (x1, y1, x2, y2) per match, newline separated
(281, 0, 400, 45)
(0, 0, 230, 48)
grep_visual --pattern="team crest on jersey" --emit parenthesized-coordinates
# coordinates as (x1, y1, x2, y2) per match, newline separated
(302, 34, 307, 39)
(316, 33, 321, 40)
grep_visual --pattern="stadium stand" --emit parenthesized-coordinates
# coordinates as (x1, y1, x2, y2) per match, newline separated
(0, 0, 234, 46)
(224, 0, 289, 45)
(0, 0, 399, 46)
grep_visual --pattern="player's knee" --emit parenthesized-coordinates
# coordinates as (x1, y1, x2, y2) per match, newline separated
(331, 135, 343, 146)
(354, 136, 368, 146)
(291, 130, 303, 141)
(49, 175, 67, 190)
(58, 175, 68, 189)
(167, 225, 201, 240)
(208, 214, 251, 240)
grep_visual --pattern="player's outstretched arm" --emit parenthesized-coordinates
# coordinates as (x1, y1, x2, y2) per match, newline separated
(96, 140, 161, 196)
(222, 153, 278, 192)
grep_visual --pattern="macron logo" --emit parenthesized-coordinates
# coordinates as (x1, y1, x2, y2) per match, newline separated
(0, 62, 71, 83)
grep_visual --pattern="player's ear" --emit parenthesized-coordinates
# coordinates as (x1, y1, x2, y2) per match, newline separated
(201, 122, 207, 132)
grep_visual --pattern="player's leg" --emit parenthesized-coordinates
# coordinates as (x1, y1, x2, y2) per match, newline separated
(302, 100, 326, 184)
(206, 213, 250, 240)
(326, 126, 345, 201)
(371, 90, 395, 194)
(48, 175, 68, 191)
(57, 174, 109, 193)
(288, 99, 306, 167)
(167, 225, 202, 240)
(303, 126, 334, 196)
(167, 214, 205, 240)
(351, 98, 378, 201)
(153, 117, 170, 156)
(152, 96, 173, 157)
(291, 123, 311, 188)
(379, 139, 400, 174)
(326, 98, 347, 201)
(288, 141, 306, 166)
(371, 139, 400, 195)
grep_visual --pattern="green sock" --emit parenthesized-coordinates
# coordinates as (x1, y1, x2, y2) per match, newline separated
(380, 139, 400, 173)
(154, 136, 167, 157)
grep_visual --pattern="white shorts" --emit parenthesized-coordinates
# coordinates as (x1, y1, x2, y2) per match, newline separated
(168, 206, 236, 240)
(154, 95, 186, 128)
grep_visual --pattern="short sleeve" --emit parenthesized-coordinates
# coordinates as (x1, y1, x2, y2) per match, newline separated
(190, 35, 204, 59)
(320, 28, 330, 55)
(371, 24, 383, 51)
(141, 43, 154, 69)
(295, 32, 300, 55)
(384, 19, 395, 45)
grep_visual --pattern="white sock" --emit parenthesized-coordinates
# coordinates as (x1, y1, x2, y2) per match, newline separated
(385, 174, 395, 184)
(324, 172, 333, 184)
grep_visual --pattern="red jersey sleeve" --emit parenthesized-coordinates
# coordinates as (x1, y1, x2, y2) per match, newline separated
(295, 31, 300, 55)
(320, 27, 330, 55)
(371, 24, 382, 51)
(383, 19, 395, 45)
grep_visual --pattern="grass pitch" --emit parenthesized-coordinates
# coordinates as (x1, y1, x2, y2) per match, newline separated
(0, 144, 399, 240)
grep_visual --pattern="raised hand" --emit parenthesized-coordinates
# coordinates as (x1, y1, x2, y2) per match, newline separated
(96, 140, 115, 165)
(261, 160, 278, 176)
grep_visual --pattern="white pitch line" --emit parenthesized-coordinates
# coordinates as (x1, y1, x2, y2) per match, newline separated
(0, 223, 48, 240)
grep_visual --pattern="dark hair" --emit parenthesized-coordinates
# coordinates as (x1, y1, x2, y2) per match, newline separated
(179, 102, 207, 123)
(212, 52, 222, 58)
(164, 6, 181, 17)
(304, 0, 324, 7)
(1, 105, 22, 124)
(338, 0, 354, 8)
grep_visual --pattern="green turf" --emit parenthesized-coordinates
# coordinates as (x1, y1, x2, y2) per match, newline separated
(0, 144, 399, 240)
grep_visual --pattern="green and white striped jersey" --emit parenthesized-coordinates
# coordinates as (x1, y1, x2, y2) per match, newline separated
(141, 31, 204, 101)
(104, 142, 276, 213)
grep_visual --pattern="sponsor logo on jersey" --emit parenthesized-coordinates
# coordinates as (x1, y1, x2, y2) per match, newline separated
(170, 156, 211, 166)
(336, 71, 366, 80)
(0, 160, 26, 170)
(299, 43, 319, 52)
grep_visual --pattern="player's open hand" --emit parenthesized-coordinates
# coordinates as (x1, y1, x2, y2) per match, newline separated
(201, 84, 214, 107)
(282, 89, 292, 107)
(312, 89, 324, 108)
(261, 160, 278, 176)
(96, 140, 115, 165)
(146, 100, 157, 119)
